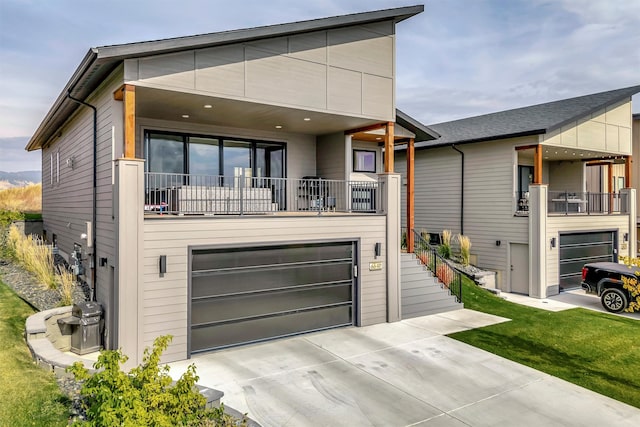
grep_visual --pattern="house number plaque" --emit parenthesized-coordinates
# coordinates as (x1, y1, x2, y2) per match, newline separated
(369, 261, 383, 271)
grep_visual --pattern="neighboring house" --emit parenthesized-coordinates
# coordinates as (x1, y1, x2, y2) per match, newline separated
(396, 86, 640, 298)
(25, 6, 447, 365)
(632, 113, 640, 244)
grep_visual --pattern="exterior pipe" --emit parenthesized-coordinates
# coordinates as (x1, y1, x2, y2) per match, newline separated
(66, 90, 97, 302)
(452, 145, 464, 235)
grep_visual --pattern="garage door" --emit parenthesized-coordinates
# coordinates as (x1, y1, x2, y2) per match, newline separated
(559, 231, 616, 290)
(190, 241, 356, 353)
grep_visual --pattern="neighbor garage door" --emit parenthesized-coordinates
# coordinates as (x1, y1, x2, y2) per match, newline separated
(190, 241, 355, 353)
(559, 231, 616, 290)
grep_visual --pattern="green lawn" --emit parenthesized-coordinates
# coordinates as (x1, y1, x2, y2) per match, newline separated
(451, 277, 640, 408)
(0, 280, 69, 426)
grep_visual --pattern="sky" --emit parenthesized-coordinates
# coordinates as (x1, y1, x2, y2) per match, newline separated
(1, 0, 639, 172)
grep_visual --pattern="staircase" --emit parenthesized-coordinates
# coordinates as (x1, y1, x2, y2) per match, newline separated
(401, 253, 463, 319)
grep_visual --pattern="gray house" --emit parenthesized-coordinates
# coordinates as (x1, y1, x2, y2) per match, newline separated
(397, 86, 640, 298)
(26, 5, 454, 365)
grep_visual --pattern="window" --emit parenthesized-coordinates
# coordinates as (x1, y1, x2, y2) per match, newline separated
(144, 131, 285, 179)
(518, 165, 533, 194)
(353, 150, 376, 173)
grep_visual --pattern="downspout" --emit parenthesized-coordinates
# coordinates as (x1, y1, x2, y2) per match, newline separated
(66, 90, 97, 302)
(451, 145, 464, 235)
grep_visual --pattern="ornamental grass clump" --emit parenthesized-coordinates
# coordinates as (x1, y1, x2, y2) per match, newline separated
(457, 234, 472, 266)
(438, 229, 452, 259)
(56, 265, 76, 306)
(7, 225, 56, 288)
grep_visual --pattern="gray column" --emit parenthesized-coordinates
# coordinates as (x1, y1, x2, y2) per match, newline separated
(379, 173, 401, 322)
(528, 184, 547, 298)
(621, 188, 637, 258)
(114, 158, 144, 367)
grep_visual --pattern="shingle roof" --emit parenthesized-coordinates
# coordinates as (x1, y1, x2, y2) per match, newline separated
(416, 85, 640, 149)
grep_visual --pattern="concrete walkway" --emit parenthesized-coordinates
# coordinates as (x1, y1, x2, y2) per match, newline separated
(169, 309, 640, 426)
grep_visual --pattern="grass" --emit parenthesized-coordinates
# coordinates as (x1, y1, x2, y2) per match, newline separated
(0, 280, 69, 426)
(451, 277, 640, 408)
(0, 184, 42, 213)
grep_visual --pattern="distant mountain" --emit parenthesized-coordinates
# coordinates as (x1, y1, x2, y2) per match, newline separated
(0, 170, 41, 190)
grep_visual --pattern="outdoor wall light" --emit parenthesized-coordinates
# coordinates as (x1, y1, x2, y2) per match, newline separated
(550, 237, 557, 248)
(159, 255, 167, 276)
(99, 257, 108, 267)
(624, 233, 629, 242)
(374, 242, 382, 258)
(495, 240, 501, 247)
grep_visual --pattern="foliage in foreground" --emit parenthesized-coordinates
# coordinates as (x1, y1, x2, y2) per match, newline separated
(438, 229, 452, 259)
(6, 224, 56, 288)
(0, 280, 69, 426)
(68, 335, 246, 426)
(453, 277, 640, 409)
(618, 256, 640, 312)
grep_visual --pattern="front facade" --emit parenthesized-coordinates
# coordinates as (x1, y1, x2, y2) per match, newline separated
(27, 6, 436, 364)
(397, 87, 640, 298)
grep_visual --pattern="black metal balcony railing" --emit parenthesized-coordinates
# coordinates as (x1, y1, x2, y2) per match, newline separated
(547, 191, 628, 215)
(411, 229, 462, 303)
(514, 191, 629, 215)
(144, 172, 382, 215)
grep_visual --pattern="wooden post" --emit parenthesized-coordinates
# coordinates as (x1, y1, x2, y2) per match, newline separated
(534, 144, 542, 184)
(407, 138, 415, 253)
(608, 163, 614, 213)
(123, 85, 136, 159)
(384, 122, 394, 172)
(625, 156, 632, 188)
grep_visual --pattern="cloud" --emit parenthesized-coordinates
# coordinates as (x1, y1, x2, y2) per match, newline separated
(0, 137, 41, 172)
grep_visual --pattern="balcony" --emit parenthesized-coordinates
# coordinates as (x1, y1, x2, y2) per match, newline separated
(144, 172, 382, 216)
(515, 191, 629, 216)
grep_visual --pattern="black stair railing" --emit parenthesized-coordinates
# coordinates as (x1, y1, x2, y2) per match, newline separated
(411, 229, 462, 303)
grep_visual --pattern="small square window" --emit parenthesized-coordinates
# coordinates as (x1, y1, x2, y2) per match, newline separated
(353, 150, 376, 173)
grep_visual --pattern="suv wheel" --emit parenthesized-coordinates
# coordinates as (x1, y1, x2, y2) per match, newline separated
(601, 288, 628, 313)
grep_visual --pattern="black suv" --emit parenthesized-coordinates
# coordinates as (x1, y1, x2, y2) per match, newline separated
(581, 262, 638, 313)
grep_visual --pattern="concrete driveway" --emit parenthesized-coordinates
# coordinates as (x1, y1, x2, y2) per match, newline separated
(169, 309, 640, 426)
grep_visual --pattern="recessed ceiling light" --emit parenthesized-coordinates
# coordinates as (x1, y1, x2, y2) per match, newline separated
(275, 125, 282, 129)
(572, 153, 575, 155)
(203, 104, 212, 109)
(376, 137, 382, 140)
(544, 156, 549, 159)
(182, 114, 190, 119)
(580, 154, 584, 156)
(303, 117, 311, 121)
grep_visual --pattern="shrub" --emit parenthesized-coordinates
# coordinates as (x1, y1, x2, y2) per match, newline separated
(457, 234, 472, 266)
(436, 263, 453, 287)
(6, 225, 55, 288)
(618, 256, 640, 312)
(68, 335, 247, 426)
(401, 230, 407, 249)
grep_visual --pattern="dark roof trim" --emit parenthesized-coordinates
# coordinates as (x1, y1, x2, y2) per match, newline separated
(415, 129, 545, 150)
(395, 109, 440, 141)
(27, 5, 424, 151)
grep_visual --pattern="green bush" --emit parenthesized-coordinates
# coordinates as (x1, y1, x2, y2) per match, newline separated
(68, 335, 246, 426)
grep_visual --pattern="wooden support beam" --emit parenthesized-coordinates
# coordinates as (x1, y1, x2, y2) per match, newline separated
(123, 85, 136, 159)
(384, 122, 394, 173)
(625, 156, 632, 188)
(113, 85, 125, 101)
(407, 138, 415, 253)
(534, 144, 542, 184)
(515, 144, 539, 151)
(344, 122, 387, 135)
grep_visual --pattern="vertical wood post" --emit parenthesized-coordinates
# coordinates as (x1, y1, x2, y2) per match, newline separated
(384, 122, 395, 173)
(534, 144, 542, 184)
(608, 164, 614, 213)
(124, 85, 136, 159)
(406, 138, 415, 253)
(625, 156, 632, 188)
